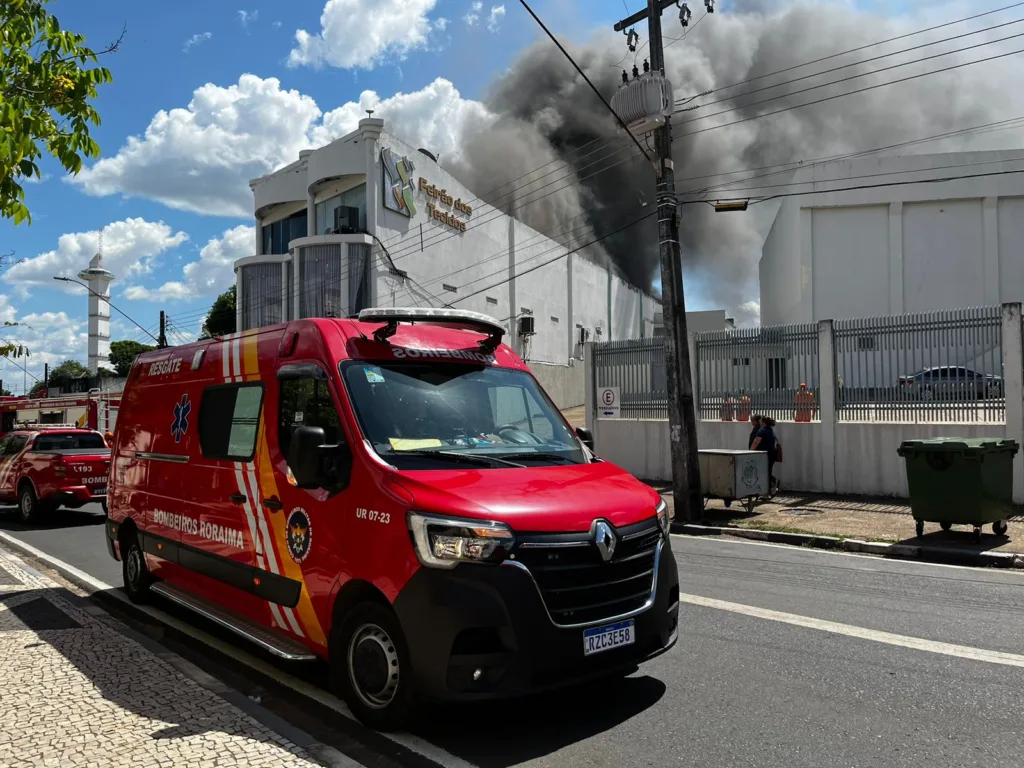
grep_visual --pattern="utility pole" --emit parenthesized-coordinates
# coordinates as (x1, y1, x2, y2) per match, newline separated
(158, 311, 168, 349)
(43, 363, 49, 392)
(615, 0, 702, 522)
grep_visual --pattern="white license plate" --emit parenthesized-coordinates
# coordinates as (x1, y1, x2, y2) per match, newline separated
(583, 619, 635, 656)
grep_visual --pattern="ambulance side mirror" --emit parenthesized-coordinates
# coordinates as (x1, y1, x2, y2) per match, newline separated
(289, 426, 353, 491)
(575, 426, 594, 451)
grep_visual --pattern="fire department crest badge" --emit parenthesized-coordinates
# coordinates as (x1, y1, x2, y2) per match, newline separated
(286, 508, 312, 563)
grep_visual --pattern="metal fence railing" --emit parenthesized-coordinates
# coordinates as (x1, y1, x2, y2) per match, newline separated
(834, 306, 1004, 423)
(695, 323, 820, 422)
(592, 337, 668, 419)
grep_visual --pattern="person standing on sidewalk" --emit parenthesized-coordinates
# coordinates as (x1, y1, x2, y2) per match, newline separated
(748, 414, 761, 450)
(751, 416, 779, 497)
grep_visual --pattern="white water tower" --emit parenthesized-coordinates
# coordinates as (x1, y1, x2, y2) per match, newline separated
(78, 251, 114, 374)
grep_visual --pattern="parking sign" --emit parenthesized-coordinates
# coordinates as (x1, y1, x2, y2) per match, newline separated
(598, 386, 620, 419)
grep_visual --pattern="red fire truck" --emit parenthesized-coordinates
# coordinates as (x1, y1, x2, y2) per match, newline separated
(0, 392, 120, 439)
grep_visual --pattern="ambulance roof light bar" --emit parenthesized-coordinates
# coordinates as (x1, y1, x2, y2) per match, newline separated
(358, 308, 506, 350)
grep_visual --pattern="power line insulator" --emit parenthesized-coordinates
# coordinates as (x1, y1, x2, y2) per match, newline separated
(678, 2, 691, 27)
(625, 28, 639, 52)
(621, 69, 629, 84)
(705, 0, 714, 13)
(632, 64, 640, 79)
(643, 59, 650, 73)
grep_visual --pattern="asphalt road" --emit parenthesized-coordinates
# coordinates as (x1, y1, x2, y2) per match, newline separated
(4, 502, 1024, 768)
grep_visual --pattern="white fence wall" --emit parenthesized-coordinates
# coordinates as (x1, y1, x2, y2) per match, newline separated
(587, 303, 1024, 503)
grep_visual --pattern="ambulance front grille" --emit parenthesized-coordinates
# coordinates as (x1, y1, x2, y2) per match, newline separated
(510, 518, 662, 628)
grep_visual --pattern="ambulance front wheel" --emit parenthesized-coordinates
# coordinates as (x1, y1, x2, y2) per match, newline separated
(332, 602, 415, 731)
(122, 529, 154, 604)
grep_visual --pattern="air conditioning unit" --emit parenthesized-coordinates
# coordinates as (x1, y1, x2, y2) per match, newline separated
(518, 316, 536, 336)
(578, 326, 590, 345)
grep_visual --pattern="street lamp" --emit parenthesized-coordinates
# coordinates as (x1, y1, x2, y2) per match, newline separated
(52, 276, 160, 344)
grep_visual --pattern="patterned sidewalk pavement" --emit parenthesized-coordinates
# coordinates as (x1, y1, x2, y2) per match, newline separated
(0, 545, 328, 768)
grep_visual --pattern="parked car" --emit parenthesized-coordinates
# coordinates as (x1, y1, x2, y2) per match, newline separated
(898, 366, 1003, 401)
(0, 428, 111, 523)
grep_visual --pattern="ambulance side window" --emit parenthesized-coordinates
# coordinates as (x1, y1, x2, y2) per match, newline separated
(198, 383, 265, 461)
(279, 371, 343, 461)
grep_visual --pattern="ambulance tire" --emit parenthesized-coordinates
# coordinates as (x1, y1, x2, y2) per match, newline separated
(332, 602, 415, 731)
(121, 529, 154, 604)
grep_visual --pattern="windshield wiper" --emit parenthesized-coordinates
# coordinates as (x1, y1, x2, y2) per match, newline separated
(497, 452, 581, 465)
(391, 449, 526, 468)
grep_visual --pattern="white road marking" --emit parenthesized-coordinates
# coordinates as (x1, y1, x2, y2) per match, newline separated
(680, 592, 1024, 668)
(0, 532, 477, 768)
(672, 531, 1024, 576)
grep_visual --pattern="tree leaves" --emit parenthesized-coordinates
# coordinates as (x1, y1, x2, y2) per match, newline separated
(1, 0, 122, 224)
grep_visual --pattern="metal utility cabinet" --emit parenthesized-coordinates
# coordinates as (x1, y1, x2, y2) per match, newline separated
(699, 449, 769, 513)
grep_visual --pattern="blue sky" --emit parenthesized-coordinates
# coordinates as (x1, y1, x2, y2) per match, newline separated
(0, 0, 1006, 391)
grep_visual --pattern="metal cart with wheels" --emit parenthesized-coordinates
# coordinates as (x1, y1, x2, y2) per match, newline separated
(898, 438, 1018, 542)
(699, 449, 770, 515)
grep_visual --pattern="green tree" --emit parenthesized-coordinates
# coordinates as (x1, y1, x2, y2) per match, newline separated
(0, 320, 30, 360)
(202, 285, 236, 338)
(46, 358, 89, 389)
(1, 0, 122, 224)
(108, 340, 153, 377)
(0, 387, 12, 396)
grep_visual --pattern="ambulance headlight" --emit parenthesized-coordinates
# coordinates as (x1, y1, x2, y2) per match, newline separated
(407, 512, 515, 569)
(656, 497, 672, 535)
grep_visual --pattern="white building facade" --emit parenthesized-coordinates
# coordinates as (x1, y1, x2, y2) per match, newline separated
(760, 149, 1024, 326)
(238, 118, 659, 405)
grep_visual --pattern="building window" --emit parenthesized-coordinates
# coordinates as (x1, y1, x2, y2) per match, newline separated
(442, 283, 458, 293)
(732, 358, 750, 366)
(550, 316, 559, 323)
(199, 384, 264, 461)
(315, 183, 368, 235)
(486, 296, 498, 305)
(262, 209, 308, 255)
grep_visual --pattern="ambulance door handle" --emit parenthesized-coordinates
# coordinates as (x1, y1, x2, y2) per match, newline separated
(229, 494, 247, 504)
(263, 498, 283, 512)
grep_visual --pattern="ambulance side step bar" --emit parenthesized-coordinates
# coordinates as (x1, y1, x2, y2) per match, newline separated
(151, 582, 317, 661)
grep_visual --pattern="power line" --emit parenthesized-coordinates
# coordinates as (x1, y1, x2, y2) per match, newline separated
(681, 155, 1024, 198)
(678, 15, 1024, 114)
(673, 115, 1024, 194)
(684, 0, 1024, 101)
(673, 45, 1024, 140)
(517, 0, 651, 163)
(674, 27, 1024, 120)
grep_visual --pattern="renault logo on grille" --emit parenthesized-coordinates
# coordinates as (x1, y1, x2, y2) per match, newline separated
(592, 520, 617, 562)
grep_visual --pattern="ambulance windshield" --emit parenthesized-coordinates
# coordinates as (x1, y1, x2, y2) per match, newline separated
(340, 361, 585, 468)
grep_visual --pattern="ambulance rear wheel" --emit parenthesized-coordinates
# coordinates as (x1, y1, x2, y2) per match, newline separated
(332, 602, 415, 731)
(122, 530, 154, 604)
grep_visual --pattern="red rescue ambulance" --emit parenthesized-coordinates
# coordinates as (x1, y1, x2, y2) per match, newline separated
(105, 308, 679, 729)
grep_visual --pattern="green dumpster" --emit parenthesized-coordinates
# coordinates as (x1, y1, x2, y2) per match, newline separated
(897, 437, 1019, 541)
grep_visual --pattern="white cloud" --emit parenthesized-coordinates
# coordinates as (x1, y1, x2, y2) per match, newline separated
(3, 218, 189, 299)
(124, 225, 253, 302)
(314, 77, 496, 164)
(72, 75, 322, 217)
(272, 20, 282, 28)
(0, 298, 89, 394)
(74, 75, 495, 217)
(183, 32, 212, 52)
(464, 1, 482, 26)
(434, 17, 449, 32)
(238, 9, 258, 27)
(486, 5, 505, 33)
(289, 0, 440, 70)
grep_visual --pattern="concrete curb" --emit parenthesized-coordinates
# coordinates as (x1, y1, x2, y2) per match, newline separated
(673, 524, 1024, 569)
